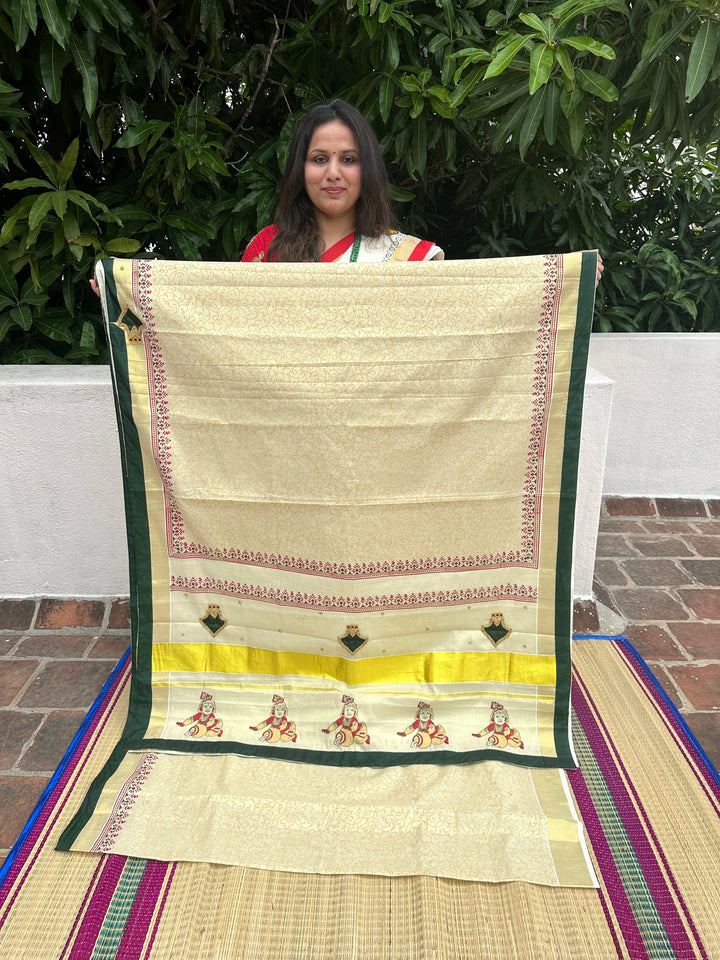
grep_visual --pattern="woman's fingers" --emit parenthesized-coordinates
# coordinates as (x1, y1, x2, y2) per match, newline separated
(596, 253, 604, 288)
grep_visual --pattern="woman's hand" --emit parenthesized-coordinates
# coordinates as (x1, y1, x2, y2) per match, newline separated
(596, 253, 604, 287)
(90, 277, 100, 297)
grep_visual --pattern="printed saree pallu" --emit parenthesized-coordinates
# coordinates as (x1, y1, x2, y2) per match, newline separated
(59, 253, 597, 879)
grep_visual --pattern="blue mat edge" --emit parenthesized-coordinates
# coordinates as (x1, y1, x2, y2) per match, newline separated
(575, 633, 720, 789)
(0, 647, 131, 890)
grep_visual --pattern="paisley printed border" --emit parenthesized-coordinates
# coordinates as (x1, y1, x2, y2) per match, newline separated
(170, 575, 537, 612)
(89, 752, 158, 853)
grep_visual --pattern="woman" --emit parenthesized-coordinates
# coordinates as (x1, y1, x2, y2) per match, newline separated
(241, 99, 444, 264)
(90, 99, 602, 278)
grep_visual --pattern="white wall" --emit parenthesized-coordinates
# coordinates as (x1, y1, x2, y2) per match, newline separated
(1, 366, 128, 597)
(588, 333, 720, 497)
(1, 361, 614, 599)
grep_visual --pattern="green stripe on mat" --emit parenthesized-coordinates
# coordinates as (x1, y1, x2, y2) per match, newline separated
(89, 859, 148, 960)
(572, 715, 676, 958)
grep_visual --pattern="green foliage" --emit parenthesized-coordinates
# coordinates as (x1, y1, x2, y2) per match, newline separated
(1, 0, 719, 362)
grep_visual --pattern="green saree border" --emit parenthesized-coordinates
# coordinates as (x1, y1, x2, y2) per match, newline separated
(552, 251, 596, 761)
(132, 737, 577, 769)
(57, 261, 155, 849)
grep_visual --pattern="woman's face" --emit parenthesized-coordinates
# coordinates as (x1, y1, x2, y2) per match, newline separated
(304, 121, 361, 224)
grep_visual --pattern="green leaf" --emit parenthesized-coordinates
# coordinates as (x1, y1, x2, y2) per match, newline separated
(0, 217, 20, 247)
(11, 304, 33, 330)
(685, 21, 718, 103)
(440, 0, 455, 32)
(28, 144, 60, 186)
(115, 120, 169, 148)
(559, 82, 583, 117)
(10, 347, 66, 363)
(428, 33, 450, 54)
(22, 291, 50, 307)
(552, 0, 623, 29)
(429, 93, 457, 119)
(104, 237, 142, 254)
(33, 315, 73, 342)
(519, 86, 546, 155)
(4, 177, 54, 190)
(39, 32, 64, 102)
(649, 63, 668, 112)
(410, 117, 427, 175)
(80, 320, 96, 348)
(69, 34, 98, 114)
(389, 185, 415, 202)
(490, 96, 528, 152)
(518, 12, 547, 35)
(28, 193, 54, 233)
(378, 2, 392, 24)
(0, 313, 16, 341)
(529, 43, 553, 94)
(576, 68, 618, 102)
(21, 0, 38, 34)
(385, 28, 399, 69)
(450, 66, 485, 107)
(379, 75, 394, 123)
(485, 10, 506, 27)
(10, 0, 30, 49)
(62, 210, 80, 242)
(484, 35, 531, 80)
(628, 12, 695, 87)
(567, 103, 585, 153)
(36, 0, 70, 48)
(555, 46, 574, 82)
(199, 0, 224, 35)
(544, 82, 561, 144)
(646, 5, 672, 48)
(56, 138, 79, 186)
(363, 14, 378, 38)
(561, 37, 615, 59)
(0, 252, 19, 298)
(672, 294, 697, 319)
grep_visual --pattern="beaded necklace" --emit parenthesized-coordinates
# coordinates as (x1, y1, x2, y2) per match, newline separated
(314, 233, 362, 263)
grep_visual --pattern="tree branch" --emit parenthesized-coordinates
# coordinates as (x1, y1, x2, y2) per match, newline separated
(237, 17, 281, 132)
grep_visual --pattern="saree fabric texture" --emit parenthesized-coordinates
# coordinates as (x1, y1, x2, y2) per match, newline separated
(58, 252, 598, 883)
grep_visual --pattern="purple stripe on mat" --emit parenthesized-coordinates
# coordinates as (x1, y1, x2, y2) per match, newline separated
(142, 863, 177, 960)
(573, 670, 707, 960)
(54, 857, 105, 960)
(0, 654, 131, 921)
(566, 765, 647, 960)
(115, 860, 172, 960)
(61, 855, 127, 960)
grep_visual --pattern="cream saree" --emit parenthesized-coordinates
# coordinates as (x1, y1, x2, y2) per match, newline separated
(59, 252, 598, 886)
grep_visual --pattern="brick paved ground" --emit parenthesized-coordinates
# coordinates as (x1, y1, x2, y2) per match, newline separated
(590, 497, 720, 768)
(0, 598, 131, 866)
(1, 499, 718, 867)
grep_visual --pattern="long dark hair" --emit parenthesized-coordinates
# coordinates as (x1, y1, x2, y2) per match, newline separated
(270, 100, 396, 262)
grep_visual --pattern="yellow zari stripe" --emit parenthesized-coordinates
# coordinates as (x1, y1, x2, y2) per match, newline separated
(152, 643, 556, 687)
